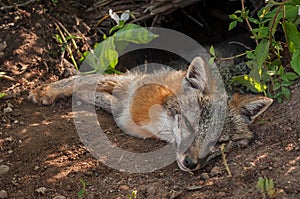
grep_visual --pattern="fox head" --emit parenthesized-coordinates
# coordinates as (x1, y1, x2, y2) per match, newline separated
(156, 57, 273, 172)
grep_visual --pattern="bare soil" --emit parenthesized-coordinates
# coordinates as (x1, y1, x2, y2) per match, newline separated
(0, 1, 299, 199)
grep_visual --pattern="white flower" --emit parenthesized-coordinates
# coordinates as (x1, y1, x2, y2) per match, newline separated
(109, 9, 130, 25)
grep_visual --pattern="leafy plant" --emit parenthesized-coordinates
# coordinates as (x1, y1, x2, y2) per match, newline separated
(256, 177, 276, 198)
(78, 178, 87, 198)
(81, 9, 158, 74)
(224, 0, 300, 102)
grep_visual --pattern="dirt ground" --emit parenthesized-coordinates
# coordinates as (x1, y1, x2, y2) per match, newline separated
(0, 1, 299, 199)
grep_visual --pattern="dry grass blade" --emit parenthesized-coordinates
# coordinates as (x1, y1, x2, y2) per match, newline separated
(221, 143, 232, 177)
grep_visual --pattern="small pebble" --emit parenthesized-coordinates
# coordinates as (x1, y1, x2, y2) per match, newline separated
(35, 187, 47, 195)
(53, 195, 66, 199)
(34, 166, 40, 171)
(5, 137, 13, 142)
(210, 166, 222, 176)
(3, 107, 13, 114)
(6, 103, 13, 108)
(119, 185, 129, 191)
(0, 165, 10, 175)
(8, 150, 13, 154)
(0, 190, 8, 199)
(200, 172, 210, 180)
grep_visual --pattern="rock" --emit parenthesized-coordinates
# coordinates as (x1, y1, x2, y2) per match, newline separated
(5, 137, 13, 142)
(35, 187, 47, 195)
(6, 103, 13, 108)
(0, 190, 8, 198)
(119, 185, 129, 191)
(0, 41, 7, 51)
(8, 150, 13, 154)
(34, 166, 40, 171)
(200, 172, 210, 180)
(3, 107, 13, 114)
(210, 166, 223, 176)
(53, 195, 66, 199)
(0, 165, 10, 175)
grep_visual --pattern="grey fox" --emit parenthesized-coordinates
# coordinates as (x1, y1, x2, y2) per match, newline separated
(29, 57, 273, 172)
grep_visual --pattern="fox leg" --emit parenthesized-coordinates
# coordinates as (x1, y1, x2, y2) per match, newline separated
(29, 74, 131, 113)
(73, 90, 117, 114)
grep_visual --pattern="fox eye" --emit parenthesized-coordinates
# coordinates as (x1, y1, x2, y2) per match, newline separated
(182, 115, 194, 132)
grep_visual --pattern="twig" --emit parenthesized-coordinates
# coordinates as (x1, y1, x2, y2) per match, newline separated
(0, 74, 17, 82)
(0, 0, 36, 10)
(181, 9, 204, 27)
(217, 51, 249, 61)
(221, 144, 232, 177)
(228, 41, 252, 51)
(241, 0, 258, 45)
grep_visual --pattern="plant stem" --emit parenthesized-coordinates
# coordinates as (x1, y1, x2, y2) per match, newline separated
(217, 51, 251, 61)
(241, 0, 258, 45)
(54, 22, 78, 71)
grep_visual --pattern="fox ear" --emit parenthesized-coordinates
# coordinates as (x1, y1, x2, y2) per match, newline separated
(232, 94, 273, 124)
(184, 57, 209, 91)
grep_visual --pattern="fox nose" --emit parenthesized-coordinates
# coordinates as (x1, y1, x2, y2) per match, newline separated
(183, 156, 198, 170)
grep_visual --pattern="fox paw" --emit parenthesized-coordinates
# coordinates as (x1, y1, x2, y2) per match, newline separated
(29, 85, 58, 105)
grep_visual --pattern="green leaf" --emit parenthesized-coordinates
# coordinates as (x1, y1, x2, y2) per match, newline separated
(114, 24, 158, 44)
(278, 65, 285, 76)
(0, 93, 7, 99)
(291, 50, 300, 75)
(248, 17, 259, 24)
(208, 57, 215, 66)
(81, 37, 118, 73)
(281, 86, 291, 98)
(281, 80, 294, 87)
(54, 34, 63, 43)
(228, 21, 237, 30)
(246, 51, 255, 59)
(255, 40, 270, 67)
(256, 177, 265, 191)
(287, 0, 300, 5)
(232, 75, 267, 93)
(229, 14, 239, 20)
(284, 5, 299, 21)
(273, 82, 281, 90)
(285, 72, 298, 81)
(78, 189, 85, 197)
(267, 179, 276, 198)
(209, 46, 215, 57)
(285, 22, 300, 51)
